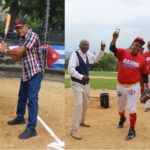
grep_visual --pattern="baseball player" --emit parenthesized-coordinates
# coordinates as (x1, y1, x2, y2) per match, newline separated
(0, 18, 44, 139)
(138, 47, 147, 95)
(109, 30, 148, 140)
(68, 39, 105, 140)
(143, 41, 150, 111)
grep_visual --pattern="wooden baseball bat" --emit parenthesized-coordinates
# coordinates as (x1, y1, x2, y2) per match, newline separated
(4, 13, 11, 41)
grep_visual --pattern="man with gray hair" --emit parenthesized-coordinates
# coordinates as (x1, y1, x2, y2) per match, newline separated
(68, 39, 105, 140)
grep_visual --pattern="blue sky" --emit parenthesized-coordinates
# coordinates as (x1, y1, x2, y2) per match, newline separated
(65, 0, 150, 52)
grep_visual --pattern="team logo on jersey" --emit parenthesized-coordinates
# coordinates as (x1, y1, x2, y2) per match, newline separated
(128, 89, 136, 95)
(123, 59, 139, 69)
(146, 57, 150, 63)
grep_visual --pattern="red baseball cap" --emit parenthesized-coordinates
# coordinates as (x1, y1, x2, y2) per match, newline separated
(133, 37, 145, 46)
(14, 18, 28, 28)
(147, 41, 150, 46)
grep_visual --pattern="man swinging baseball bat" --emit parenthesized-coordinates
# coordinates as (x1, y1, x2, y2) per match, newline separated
(0, 17, 44, 139)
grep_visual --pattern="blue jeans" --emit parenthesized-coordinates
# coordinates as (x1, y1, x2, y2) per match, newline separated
(16, 72, 43, 129)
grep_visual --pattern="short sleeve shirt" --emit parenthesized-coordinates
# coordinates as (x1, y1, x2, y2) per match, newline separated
(115, 48, 148, 84)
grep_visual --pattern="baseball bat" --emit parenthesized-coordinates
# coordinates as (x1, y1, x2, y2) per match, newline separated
(4, 13, 11, 41)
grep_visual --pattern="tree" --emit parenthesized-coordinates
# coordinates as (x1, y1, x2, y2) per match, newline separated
(49, 0, 64, 30)
(101, 52, 118, 71)
(0, 0, 20, 29)
(89, 52, 118, 71)
(0, 15, 4, 32)
(0, 0, 64, 30)
(65, 52, 118, 71)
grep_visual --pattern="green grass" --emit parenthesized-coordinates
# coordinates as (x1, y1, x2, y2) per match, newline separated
(65, 78, 71, 88)
(65, 70, 117, 77)
(65, 71, 118, 89)
(89, 71, 117, 77)
(65, 78, 117, 89)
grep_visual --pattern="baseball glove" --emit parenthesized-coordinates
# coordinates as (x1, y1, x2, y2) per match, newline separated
(140, 89, 150, 104)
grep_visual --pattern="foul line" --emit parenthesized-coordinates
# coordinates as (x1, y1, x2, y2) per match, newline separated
(37, 116, 65, 150)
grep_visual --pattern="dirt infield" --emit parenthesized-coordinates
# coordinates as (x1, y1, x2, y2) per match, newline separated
(2, 76, 150, 149)
(65, 88, 150, 149)
(0, 77, 65, 149)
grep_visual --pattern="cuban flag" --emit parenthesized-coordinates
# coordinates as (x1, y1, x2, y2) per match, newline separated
(47, 45, 64, 69)
(40, 45, 65, 70)
(9, 44, 64, 70)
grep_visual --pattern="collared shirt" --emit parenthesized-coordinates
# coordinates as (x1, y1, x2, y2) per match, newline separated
(68, 49, 104, 80)
(19, 29, 44, 81)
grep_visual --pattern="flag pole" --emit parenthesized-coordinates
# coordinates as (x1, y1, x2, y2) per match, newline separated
(43, 0, 50, 68)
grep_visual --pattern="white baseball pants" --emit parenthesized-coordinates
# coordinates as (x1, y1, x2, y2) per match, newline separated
(116, 82, 140, 114)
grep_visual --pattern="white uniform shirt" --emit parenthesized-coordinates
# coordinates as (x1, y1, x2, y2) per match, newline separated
(68, 49, 104, 80)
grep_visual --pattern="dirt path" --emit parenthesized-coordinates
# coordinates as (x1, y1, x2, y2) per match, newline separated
(65, 88, 150, 149)
(0, 78, 65, 149)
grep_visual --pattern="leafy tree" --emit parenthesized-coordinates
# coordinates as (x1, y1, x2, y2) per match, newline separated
(49, 0, 64, 30)
(0, 0, 64, 30)
(65, 52, 118, 71)
(100, 52, 118, 71)
(0, 0, 20, 29)
(0, 15, 4, 32)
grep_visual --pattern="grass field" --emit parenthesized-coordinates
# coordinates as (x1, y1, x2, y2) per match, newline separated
(65, 71, 117, 77)
(89, 71, 117, 77)
(65, 71, 117, 89)
(65, 78, 117, 89)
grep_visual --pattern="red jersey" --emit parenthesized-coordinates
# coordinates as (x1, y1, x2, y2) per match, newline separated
(139, 53, 145, 93)
(143, 51, 150, 74)
(115, 48, 148, 84)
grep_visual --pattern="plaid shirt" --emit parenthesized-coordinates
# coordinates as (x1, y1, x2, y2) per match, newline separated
(19, 29, 44, 81)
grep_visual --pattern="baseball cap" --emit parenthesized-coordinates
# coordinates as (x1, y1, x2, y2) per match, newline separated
(133, 37, 145, 46)
(14, 18, 28, 28)
(147, 41, 150, 46)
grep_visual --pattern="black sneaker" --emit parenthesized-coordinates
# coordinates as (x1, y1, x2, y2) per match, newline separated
(125, 128, 136, 140)
(19, 128, 37, 139)
(7, 117, 25, 125)
(118, 116, 126, 128)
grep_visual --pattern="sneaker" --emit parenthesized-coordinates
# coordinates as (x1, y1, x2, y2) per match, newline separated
(144, 108, 150, 112)
(125, 128, 136, 140)
(7, 117, 25, 125)
(118, 116, 126, 128)
(80, 123, 91, 127)
(70, 131, 82, 140)
(19, 128, 37, 139)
